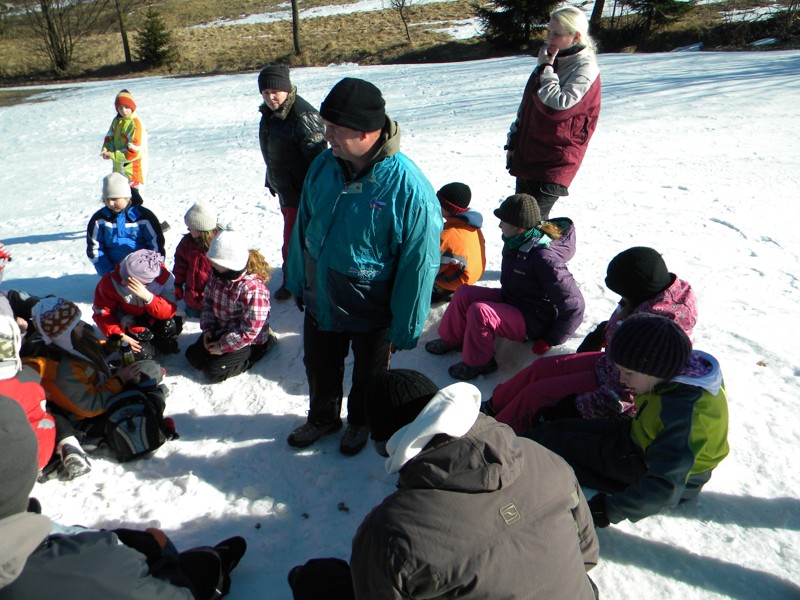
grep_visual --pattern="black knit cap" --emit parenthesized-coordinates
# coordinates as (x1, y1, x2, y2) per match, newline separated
(605, 247, 673, 305)
(608, 313, 692, 380)
(258, 65, 292, 92)
(366, 369, 439, 442)
(320, 77, 386, 132)
(437, 182, 472, 215)
(493, 194, 541, 229)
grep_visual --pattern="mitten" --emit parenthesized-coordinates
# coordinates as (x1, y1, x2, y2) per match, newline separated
(531, 338, 551, 356)
(576, 321, 607, 353)
(174, 286, 184, 301)
(588, 494, 611, 528)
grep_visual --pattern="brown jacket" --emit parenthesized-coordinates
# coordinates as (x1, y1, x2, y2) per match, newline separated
(350, 414, 599, 599)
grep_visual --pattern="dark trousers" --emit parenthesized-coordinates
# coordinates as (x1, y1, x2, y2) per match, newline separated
(131, 186, 144, 206)
(186, 336, 270, 383)
(515, 178, 567, 221)
(525, 418, 647, 494)
(303, 313, 390, 426)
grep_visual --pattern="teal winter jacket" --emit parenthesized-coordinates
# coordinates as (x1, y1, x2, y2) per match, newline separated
(286, 119, 441, 349)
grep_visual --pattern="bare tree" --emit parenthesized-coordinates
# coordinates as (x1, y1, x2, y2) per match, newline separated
(290, 0, 301, 55)
(113, 0, 131, 65)
(389, 0, 416, 43)
(21, 0, 111, 75)
(590, 0, 605, 30)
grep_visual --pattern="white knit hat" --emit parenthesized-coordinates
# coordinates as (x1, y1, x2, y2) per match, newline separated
(207, 230, 249, 271)
(184, 202, 218, 232)
(0, 315, 22, 381)
(102, 172, 131, 199)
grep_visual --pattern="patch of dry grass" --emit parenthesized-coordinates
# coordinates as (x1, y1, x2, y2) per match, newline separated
(0, 0, 485, 82)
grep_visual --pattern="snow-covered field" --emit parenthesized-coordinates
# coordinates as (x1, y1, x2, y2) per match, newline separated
(1, 50, 799, 598)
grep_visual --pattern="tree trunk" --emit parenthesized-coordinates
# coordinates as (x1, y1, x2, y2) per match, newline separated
(291, 0, 301, 55)
(590, 0, 605, 30)
(114, 0, 132, 65)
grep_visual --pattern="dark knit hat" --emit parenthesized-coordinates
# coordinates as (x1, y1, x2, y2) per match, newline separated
(437, 182, 471, 215)
(115, 89, 136, 112)
(320, 78, 386, 132)
(288, 558, 355, 600)
(493, 194, 541, 229)
(258, 65, 292, 92)
(0, 396, 39, 520)
(366, 369, 440, 443)
(605, 247, 673, 305)
(609, 313, 692, 380)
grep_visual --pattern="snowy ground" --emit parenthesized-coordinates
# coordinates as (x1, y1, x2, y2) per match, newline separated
(1, 50, 800, 598)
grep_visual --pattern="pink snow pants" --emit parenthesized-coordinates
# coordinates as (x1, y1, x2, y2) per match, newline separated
(437, 285, 527, 367)
(491, 351, 603, 433)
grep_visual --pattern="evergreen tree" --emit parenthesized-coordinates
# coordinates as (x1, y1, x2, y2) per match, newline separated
(477, 0, 560, 49)
(134, 5, 175, 66)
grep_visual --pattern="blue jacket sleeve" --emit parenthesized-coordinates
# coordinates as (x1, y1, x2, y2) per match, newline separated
(389, 178, 441, 350)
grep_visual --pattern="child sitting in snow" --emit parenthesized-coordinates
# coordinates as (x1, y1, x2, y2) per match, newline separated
(526, 313, 729, 528)
(173, 202, 221, 319)
(484, 246, 698, 431)
(92, 249, 182, 356)
(100, 89, 148, 206)
(22, 297, 166, 479)
(86, 172, 165, 276)
(0, 313, 56, 476)
(425, 193, 584, 381)
(186, 231, 276, 383)
(431, 182, 486, 303)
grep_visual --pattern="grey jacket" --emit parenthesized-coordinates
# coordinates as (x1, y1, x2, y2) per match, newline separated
(351, 410, 598, 599)
(0, 514, 193, 600)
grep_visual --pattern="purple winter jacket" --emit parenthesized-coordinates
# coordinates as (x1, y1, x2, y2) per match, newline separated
(499, 217, 584, 345)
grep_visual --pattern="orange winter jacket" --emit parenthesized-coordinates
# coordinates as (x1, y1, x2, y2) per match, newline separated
(101, 112, 148, 187)
(436, 213, 486, 292)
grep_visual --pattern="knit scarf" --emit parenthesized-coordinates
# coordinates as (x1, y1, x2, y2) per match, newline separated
(503, 227, 547, 250)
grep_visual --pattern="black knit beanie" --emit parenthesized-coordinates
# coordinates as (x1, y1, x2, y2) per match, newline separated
(288, 558, 355, 600)
(258, 65, 292, 92)
(366, 369, 439, 442)
(605, 247, 673, 305)
(609, 314, 692, 380)
(320, 78, 386, 132)
(437, 182, 472, 215)
(493, 194, 541, 229)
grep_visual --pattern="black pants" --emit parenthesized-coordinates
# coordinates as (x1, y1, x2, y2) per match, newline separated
(524, 417, 647, 494)
(303, 313, 390, 426)
(515, 178, 568, 221)
(186, 336, 270, 383)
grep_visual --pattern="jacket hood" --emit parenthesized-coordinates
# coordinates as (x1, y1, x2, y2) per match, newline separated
(451, 210, 484, 228)
(396, 414, 525, 493)
(385, 381, 480, 474)
(0, 512, 51, 589)
(542, 217, 578, 263)
(672, 350, 723, 395)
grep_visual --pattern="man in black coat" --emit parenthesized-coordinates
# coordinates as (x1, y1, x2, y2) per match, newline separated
(258, 65, 326, 300)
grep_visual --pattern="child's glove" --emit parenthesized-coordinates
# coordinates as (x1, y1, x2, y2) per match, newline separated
(588, 494, 611, 528)
(174, 286, 184, 301)
(531, 339, 551, 356)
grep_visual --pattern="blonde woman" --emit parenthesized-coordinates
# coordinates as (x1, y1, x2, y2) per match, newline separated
(506, 6, 601, 219)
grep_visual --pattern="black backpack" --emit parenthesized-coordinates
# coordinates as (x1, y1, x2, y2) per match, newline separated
(103, 385, 178, 462)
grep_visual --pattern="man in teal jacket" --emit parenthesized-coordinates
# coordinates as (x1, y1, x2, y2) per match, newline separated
(285, 77, 441, 456)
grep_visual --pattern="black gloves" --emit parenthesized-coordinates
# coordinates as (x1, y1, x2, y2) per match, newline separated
(588, 494, 611, 528)
(576, 321, 608, 353)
